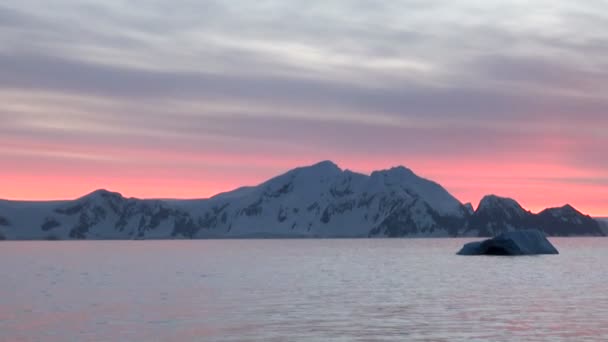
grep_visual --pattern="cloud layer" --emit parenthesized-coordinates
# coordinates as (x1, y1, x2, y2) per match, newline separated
(1, 1, 607, 215)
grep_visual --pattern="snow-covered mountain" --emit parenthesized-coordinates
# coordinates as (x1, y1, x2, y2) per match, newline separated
(0, 161, 604, 239)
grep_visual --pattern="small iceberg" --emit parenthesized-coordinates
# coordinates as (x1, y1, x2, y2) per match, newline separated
(457, 229, 559, 255)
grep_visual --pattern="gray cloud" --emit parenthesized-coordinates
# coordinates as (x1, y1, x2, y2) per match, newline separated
(0, 5, 37, 27)
(2, 50, 607, 127)
(474, 54, 598, 88)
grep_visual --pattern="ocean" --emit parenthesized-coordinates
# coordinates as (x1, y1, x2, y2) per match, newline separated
(1, 238, 607, 341)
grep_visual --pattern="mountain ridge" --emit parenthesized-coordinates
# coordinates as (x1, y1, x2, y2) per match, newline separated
(0, 161, 604, 240)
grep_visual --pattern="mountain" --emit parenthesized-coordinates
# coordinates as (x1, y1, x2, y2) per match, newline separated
(532, 205, 603, 236)
(465, 195, 532, 236)
(465, 195, 604, 237)
(0, 161, 603, 240)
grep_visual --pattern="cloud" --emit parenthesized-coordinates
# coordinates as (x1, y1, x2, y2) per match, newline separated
(472, 54, 608, 92)
(0, 5, 39, 28)
(0, 0, 606, 213)
(2, 51, 607, 122)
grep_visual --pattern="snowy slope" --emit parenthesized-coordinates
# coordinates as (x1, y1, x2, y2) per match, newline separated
(0, 161, 603, 240)
(181, 161, 468, 238)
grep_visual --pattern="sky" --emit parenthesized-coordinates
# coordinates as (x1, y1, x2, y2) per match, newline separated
(1, 1, 607, 216)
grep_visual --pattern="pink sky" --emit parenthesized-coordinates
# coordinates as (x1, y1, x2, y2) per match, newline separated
(1, 151, 606, 216)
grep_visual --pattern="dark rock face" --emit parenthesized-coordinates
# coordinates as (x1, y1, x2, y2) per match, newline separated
(41, 218, 61, 231)
(458, 230, 559, 255)
(465, 195, 532, 236)
(242, 199, 263, 216)
(532, 205, 603, 236)
(464, 195, 604, 237)
(321, 200, 355, 224)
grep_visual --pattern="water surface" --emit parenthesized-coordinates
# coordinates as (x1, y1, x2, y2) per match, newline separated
(1, 238, 607, 341)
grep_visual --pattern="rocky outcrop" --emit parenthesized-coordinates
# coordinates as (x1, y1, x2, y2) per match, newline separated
(464, 195, 603, 237)
(531, 205, 603, 236)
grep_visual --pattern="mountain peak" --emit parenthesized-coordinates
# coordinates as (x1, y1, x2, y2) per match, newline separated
(541, 204, 582, 217)
(79, 189, 123, 201)
(372, 165, 415, 177)
(477, 195, 524, 213)
(291, 160, 342, 176)
(370, 165, 462, 216)
(310, 160, 341, 170)
(560, 204, 576, 211)
(389, 165, 415, 173)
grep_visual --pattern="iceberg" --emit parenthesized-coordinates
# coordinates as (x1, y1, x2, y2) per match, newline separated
(457, 229, 559, 255)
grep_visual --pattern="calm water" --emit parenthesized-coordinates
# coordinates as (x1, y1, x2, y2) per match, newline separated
(1, 238, 608, 341)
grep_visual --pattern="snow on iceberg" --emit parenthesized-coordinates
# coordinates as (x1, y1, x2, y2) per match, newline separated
(457, 229, 559, 255)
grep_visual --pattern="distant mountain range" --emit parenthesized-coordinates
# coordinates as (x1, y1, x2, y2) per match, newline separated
(0, 161, 604, 240)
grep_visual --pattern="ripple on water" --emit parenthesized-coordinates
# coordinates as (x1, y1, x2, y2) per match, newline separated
(0, 238, 607, 341)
